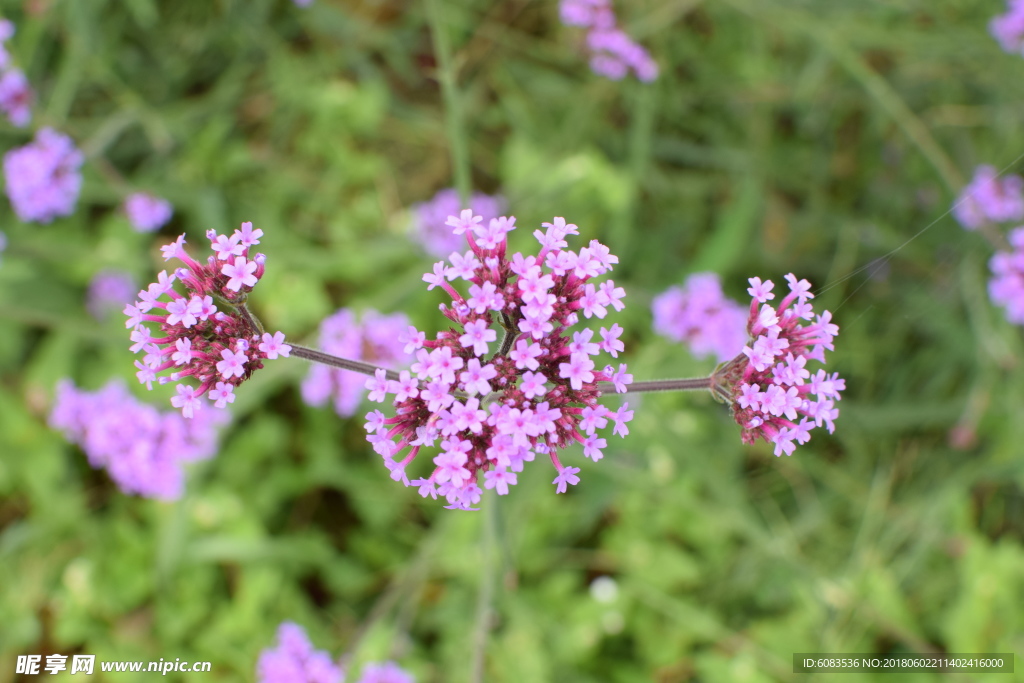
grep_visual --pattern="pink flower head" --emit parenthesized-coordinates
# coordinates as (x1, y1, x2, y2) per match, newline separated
(124, 223, 279, 417)
(711, 274, 844, 455)
(124, 193, 173, 232)
(365, 212, 631, 507)
(652, 272, 748, 363)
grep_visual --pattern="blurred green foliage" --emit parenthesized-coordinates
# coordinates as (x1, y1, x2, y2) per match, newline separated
(1, 0, 1024, 681)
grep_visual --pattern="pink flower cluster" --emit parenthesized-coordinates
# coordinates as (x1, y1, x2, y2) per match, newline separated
(302, 308, 410, 417)
(124, 192, 174, 233)
(991, 0, 1024, 56)
(651, 272, 748, 363)
(364, 212, 633, 509)
(3, 128, 83, 223)
(559, 0, 658, 82)
(50, 379, 228, 500)
(124, 222, 291, 418)
(988, 227, 1024, 324)
(952, 165, 1024, 230)
(713, 275, 844, 457)
(257, 622, 415, 683)
(0, 18, 32, 127)
(412, 187, 506, 257)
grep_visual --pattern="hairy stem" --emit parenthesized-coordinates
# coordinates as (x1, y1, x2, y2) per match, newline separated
(598, 376, 713, 394)
(290, 344, 400, 382)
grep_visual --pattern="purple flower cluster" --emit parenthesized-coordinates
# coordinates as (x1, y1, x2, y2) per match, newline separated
(302, 308, 410, 417)
(559, 0, 658, 82)
(3, 128, 83, 223)
(256, 622, 415, 683)
(988, 227, 1024, 324)
(952, 165, 1024, 230)
(124, 192, 174, 233)
(991, 0, 1024, 55)
(357, 663, 415, 683)
(88, 270, 137, 321)
(0, 18, 31, 127)
(364, 212, 633, 509)
(711, 275, 844, 457)
(256, 622, 343, 683)
(651, 272, 747, 363)
(412, 188, 506, 257)
(49, 379, 228, 500)
(125, 222, 291, 418)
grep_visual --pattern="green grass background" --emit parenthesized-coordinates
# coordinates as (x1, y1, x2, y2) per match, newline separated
(1, 0, 1023, 681)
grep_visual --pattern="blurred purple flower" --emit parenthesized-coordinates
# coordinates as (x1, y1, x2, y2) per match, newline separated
(652, 272, 748, 363)
(3, 128, 83, 224)
(124, 192, 173, 233)
(302, 308, 410, 417)
(88, 270, 137, 321)
(0, 230, 6, 265)
(256, 622, 343, 683)
(991, 0, 1024, 55)
(411, 188, 506, 257)
(988, 226, 1024, 324)
(953, 165, 1024, 230)
(49, 379, 229, 500)
(0, 67, 31, 127)
(559, 0, 658, 82)
(357, 662, 415, 683)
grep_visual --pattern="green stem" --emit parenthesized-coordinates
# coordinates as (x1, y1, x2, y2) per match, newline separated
(470, 496, 498, 683)
(426, 0, 471, 204)
(599, 376, 713, 394)
(289, 344, 400, 382)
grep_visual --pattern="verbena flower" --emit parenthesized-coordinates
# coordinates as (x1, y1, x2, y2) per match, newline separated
(302, 308, 410, 417)
(3, 128, 83, 224)
(711, 274, 844, 457)
(257, 622, 343, 683)
(0, 67, 31, 127)
(559, 0, 658, 82)
(952, 165, 1024, 230)
(411, 188, 506, 257)
(124, 192, 174, 233)
(0, 18, 31, 127)
(49, 379, 228, 500)
(256, 622, 415, 683)
(652, 272, 747, 363)
(125, 222, 290, 417)
(991, 0, 1024, 55)
(357, 662, 415, 683)
(88, 269, 137, 321)
(988, 226, 1024, 324)
(365, 212, 632, 509)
